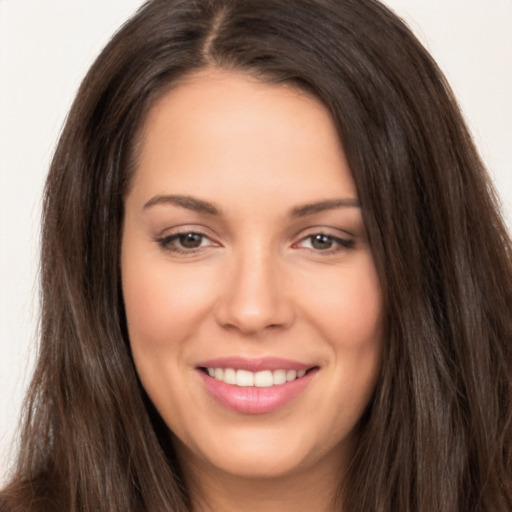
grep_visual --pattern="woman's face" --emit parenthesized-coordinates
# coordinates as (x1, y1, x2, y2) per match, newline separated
(121, 69, 383, 480)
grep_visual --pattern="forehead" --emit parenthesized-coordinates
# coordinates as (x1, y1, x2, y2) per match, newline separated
(130, 68, 357, 207)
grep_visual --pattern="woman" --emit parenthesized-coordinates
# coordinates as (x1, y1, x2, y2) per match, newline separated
(2, 0, 511, 510)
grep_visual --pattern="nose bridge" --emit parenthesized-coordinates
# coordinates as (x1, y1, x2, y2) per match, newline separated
(214, 239, 293, 333)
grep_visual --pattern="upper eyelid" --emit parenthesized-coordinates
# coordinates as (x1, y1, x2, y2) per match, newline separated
(294, 233, 353, 246)
(156, 224, 218, 239)
(291, 225, 356, 240)
(155, 226, 217, 246)
(156, 232, 219, 255)
(160, 231, 216, 245)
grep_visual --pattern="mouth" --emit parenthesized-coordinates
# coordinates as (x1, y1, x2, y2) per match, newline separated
(196, 358, 319, 414)
(199, 366, 317, 387)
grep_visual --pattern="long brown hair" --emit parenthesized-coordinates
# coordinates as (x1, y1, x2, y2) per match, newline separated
(2, 1, 511, 510)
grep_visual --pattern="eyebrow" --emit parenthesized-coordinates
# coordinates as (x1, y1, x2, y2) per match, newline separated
(143, 194, 360, 217)
(290, 198, 360, 217)
(143, 194, 221, 215)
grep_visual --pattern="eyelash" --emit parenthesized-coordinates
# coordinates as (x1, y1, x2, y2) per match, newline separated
(156, 230, 355, 256)
(156, 231, 214, 255)
(294, 233, 355, 253)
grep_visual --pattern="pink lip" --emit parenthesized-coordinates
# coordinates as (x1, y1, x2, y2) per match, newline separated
(196, 357, 318, 414)
(196, 356, 311, 372)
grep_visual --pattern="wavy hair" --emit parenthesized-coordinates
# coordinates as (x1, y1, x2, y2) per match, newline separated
(2, 0, 511, 510)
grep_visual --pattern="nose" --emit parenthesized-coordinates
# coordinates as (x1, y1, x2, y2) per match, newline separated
(213, 248, 295, 335)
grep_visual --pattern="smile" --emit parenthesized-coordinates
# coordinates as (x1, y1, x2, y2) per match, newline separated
(204, 367, 308, 387)
(196, 358, 319, 414)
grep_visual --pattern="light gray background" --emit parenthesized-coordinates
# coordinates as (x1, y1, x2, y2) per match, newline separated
(1, 0, 511, 482)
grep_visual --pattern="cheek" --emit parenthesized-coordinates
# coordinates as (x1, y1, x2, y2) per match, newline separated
(122, 254, 214, 347)
(300, 254, 383, 406)
(121, 251, 216, 409)
(301, 255, 383, 349)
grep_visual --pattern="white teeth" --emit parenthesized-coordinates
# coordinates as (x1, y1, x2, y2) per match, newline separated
(205, 367, 309, 387)
(223, 368, 236, 385)
(272, 369, 287, 385)
(236, 369, 254, 387)
(254, 370, 273, 387)
(286, 369, 297, 382)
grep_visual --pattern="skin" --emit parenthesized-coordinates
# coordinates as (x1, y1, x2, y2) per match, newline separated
(121, 69, 383, 512)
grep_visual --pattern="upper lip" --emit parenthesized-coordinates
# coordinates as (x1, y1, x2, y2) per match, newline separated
(196, 356, 315, 372)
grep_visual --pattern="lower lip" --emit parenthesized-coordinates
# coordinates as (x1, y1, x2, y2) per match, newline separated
(198, 369, 317, 414)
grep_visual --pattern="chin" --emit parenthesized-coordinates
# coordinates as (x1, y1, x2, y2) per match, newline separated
(172, 422, 349, 481)
(214, 447, 306, 479)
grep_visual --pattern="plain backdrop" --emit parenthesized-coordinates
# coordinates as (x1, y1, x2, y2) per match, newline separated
(1, 0, 511, 482)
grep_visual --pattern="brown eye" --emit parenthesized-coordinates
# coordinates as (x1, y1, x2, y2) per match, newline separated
(178, 233, 204, 248)
(157, 231, 214, 253)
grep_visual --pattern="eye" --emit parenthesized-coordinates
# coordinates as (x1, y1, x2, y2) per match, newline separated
(308, 234, 336, 250)
(175, 232, 206, 249)
(295, 233, 354, 253)
(156, 231, 216, 254)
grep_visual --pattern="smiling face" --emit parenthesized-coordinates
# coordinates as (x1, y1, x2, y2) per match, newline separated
(121, 69, 383, 483)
